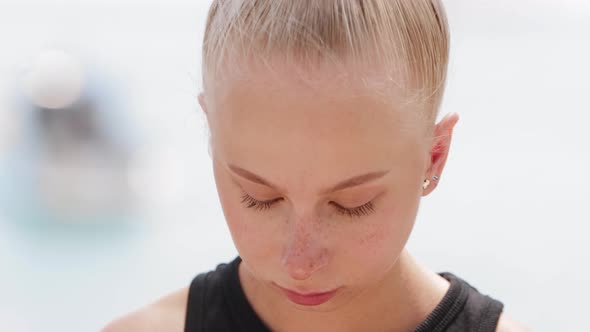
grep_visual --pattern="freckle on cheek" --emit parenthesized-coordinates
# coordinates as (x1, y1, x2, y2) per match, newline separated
(358, 224, 391, 260)
(360, 230, 380, 246)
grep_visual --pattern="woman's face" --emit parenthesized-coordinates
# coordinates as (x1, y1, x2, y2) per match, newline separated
(203, 67, 438, 311)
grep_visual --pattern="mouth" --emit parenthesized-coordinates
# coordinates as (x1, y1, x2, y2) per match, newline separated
(274, 283, 340, 306)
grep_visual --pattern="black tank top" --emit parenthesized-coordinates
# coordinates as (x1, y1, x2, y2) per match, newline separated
(184, 256, 504, 332)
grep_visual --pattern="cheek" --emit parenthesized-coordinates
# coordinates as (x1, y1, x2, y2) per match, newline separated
(343, 195, 420, 281)
(213, 164, 280, 265)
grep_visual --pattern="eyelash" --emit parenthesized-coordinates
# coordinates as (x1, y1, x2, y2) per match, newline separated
(240, 193, 376, 218)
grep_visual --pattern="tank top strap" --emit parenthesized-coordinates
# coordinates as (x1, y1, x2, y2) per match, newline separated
(184, 272, 208, 332)
(414, 272, 504, 332)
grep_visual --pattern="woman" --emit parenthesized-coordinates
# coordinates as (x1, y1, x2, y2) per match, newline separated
(104, 1, 530, 331)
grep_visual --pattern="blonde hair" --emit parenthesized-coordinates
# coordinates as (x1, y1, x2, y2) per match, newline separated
(201, 0, 450, 123)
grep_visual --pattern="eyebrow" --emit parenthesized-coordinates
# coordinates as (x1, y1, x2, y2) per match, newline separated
(227, 163, 390, 195)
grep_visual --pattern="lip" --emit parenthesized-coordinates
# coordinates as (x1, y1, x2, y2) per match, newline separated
(274, 283, 340, 306)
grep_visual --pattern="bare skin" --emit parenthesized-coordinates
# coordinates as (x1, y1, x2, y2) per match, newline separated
(102, 65, 531, 332)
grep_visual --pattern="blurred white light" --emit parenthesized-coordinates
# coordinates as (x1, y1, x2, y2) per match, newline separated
(20, 49, 85, 110)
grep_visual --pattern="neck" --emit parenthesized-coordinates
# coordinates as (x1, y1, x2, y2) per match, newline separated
(239, 250, 450, 332)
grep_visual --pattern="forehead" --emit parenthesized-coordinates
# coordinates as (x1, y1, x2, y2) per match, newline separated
(207, 65, 426, 188)
(210, 63, 422, 139)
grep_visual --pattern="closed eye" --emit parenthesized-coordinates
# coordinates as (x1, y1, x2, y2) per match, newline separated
(330, 201, 375, 218)
(240, 193, 283, 211)
(240, 193, 375, 218)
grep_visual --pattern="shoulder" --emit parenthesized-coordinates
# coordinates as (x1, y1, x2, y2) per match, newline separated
(495, 313, 533, 332)
(101, 286, 189, 332)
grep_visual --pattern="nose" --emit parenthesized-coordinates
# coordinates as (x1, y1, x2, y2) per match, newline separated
(281, 215, 329, 281)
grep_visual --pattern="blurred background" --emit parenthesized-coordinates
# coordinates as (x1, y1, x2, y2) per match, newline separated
(0, 0, 588, 331)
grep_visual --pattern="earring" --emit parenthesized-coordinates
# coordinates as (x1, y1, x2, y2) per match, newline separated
(422, 175, 439, 190)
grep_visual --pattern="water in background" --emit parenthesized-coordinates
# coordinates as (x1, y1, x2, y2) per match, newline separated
(0, 1, 588, 331)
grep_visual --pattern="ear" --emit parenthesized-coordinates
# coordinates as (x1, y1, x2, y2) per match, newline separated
(198, 92, 208, 116)
(422, 113, 460, 196)
(198, 92, 214, 159)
